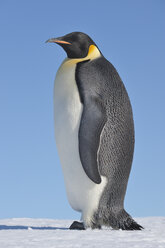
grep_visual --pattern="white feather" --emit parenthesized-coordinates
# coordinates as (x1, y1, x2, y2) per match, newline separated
(54, 49, 107, 227)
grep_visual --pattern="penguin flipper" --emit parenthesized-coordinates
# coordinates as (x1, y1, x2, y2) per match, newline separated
(79, 97, 107, 184)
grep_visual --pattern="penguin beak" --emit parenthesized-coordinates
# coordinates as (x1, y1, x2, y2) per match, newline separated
(46, 38, 71, 45)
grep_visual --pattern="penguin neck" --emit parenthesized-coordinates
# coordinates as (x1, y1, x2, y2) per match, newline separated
(62, 45, 101, 66)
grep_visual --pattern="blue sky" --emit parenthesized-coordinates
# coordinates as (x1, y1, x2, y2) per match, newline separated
(0, 0, 165, 220)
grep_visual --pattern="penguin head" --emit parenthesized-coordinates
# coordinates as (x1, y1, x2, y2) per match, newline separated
(46, 32, 98, 59)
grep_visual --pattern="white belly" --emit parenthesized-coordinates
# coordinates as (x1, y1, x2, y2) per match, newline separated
(54, 58, 107, 225)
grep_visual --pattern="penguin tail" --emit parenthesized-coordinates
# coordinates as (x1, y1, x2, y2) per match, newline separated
(104, 209, 144, 231)
(119, 219, 144, 231)
(117, 210, 144, 230)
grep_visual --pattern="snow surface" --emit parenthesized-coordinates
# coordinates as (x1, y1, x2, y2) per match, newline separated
(0, 217, 165, 248)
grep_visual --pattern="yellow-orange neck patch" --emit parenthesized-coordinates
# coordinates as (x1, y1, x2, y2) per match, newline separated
(87, 45, 100, 60)
(63, 45, 101, 67)
(88, 45, 98, 57)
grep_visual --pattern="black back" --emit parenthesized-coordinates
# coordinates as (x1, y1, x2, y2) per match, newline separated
(75, 56, 134, 187)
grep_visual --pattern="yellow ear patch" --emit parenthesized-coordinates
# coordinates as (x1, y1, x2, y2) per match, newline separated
(62, 44, 101, 67)
(88, 44, 96, 55)
(87, 45, 100, 60)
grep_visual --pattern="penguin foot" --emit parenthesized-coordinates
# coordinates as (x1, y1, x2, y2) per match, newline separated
(69, 221, 85, 230)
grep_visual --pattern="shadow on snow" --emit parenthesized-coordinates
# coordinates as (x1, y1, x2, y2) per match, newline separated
(0, 225, 68, 230)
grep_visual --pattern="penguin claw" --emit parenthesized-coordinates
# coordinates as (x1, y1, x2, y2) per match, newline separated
(69, 221, 85, 230)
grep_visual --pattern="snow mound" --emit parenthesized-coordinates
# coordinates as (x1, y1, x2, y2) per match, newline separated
(0, 217, 165, 248)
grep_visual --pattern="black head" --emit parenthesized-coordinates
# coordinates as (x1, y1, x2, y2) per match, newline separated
(46, 32, 97, 59)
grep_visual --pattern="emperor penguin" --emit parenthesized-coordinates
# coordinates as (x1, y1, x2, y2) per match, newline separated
(46, 32, 143, 230)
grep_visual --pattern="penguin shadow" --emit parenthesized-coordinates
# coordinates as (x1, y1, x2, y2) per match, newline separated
(0, 225, 68, 231)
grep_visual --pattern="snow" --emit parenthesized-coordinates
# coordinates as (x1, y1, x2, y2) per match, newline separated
(0, 217, 165, 248)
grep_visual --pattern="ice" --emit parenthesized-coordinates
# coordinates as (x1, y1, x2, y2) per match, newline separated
(0, 217, 164, 248)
